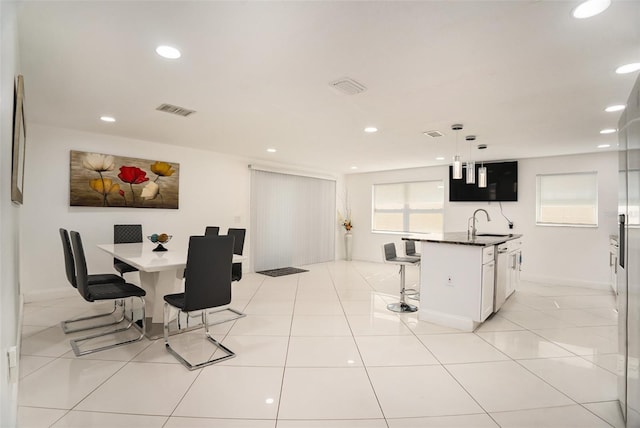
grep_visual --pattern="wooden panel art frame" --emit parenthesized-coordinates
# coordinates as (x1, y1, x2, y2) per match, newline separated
(70, 150, 180, 209)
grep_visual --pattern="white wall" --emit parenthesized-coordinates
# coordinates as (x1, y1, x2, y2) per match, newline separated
(1, 1, 21, 426)
(346, 151, 618, 289)
(21, 124, 348, 300)
(21, 124, 254, 299)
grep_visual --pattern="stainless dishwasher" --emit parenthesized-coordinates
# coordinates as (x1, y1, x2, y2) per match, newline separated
(494, 243, 509, 311)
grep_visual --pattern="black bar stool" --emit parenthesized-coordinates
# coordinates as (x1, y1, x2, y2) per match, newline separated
(404, 239, 421, 301)
(383, 242, 420, 313)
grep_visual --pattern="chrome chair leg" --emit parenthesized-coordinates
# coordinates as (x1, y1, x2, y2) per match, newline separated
(61, 299, 126, 334)
(70, 296, 145, 357)
(205, 307, 246, 326)
(184, 307, 246, 327)
(387, 265, 418, 313)
(163, 303, 238, 371)
(405, 263, 422, 301)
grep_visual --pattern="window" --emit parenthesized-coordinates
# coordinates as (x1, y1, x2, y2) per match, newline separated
(372, 180, 444, 233)
(536, 172, 598, 226)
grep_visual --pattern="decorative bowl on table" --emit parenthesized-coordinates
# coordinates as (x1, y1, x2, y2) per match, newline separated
(147, 233, 172, 252)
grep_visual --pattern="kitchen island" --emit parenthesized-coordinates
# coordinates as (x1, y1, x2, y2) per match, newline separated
(404, 233, 522, 332)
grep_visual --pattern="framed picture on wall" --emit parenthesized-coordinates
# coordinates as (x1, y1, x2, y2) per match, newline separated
(11, 74, 26, 205)
(69, 150, 180, 209)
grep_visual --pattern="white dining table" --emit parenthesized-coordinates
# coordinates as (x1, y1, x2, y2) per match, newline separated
(97, 241, 245, 339)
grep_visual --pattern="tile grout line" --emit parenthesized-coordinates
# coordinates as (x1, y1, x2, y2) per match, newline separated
(273, 270, 301, 426)
(163, 274, 267, 426)
(331, 261, 391, 428)
(386, 262, 499, 426)
(18, 265, 622, 427)
(480, 299, 618, 425)
(29, 301, 157, 422)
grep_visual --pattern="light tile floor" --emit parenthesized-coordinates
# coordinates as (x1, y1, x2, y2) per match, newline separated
(18, 261, 625, 427)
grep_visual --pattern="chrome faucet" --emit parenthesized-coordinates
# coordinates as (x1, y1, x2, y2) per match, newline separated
(468, 209, 492, 239)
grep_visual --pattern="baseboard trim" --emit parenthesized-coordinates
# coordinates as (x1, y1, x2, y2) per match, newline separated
(418, 308, 478, 332)
(22, 287, 76, 303)
(519, 273, 609, 291)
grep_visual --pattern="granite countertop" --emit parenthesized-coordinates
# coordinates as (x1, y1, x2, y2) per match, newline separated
(403, 232, 523, 247)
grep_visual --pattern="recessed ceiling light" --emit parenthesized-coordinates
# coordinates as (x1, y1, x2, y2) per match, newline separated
(597, 144, 611, 148)
(100, 116, 116, 122)
(364, 127, 378, 133)
(572, 0, 611, 19)
(600, 128, 617, 134)
(350, 166, 358, 170)
(267, 148, 277, 153)
(435, 156, 445, 161)
(616, 63, 640, 74)
(155, 45, 181, 59)
(605, 105, 626, 112)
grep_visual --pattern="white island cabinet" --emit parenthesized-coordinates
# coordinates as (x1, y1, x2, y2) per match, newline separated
(404, 233, 522, 332)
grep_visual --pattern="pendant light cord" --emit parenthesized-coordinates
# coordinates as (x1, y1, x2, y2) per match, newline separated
(498, 201, 514, 228)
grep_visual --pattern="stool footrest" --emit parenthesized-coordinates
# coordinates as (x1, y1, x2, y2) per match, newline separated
(387, 302, 418, 313)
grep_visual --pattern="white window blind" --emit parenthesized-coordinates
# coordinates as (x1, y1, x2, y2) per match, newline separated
(536, 172, 598, 226)
(251, 169, 336, 271)
(372, 180, 444, 233)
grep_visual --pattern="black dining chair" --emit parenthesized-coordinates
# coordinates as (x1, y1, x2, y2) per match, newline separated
(59, 228, 128, 334)
(69, 230, 147, 356)
(205, 226, 220, 236)
(226, 228, 246, 282)
(163, 235, 245, 370)
(113, 224, 142, 277)
(182, 226, 222, 279)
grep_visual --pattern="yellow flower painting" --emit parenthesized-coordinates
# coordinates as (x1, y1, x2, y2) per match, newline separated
(150, 161, 175, 177)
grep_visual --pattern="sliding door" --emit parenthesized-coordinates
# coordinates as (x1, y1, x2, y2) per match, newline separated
(251, 169, 336, 271)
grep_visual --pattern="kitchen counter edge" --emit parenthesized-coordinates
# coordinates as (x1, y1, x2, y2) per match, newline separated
(402, 233, 523, 247)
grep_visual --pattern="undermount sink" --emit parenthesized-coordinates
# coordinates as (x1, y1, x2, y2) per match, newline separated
(475, 233, 512, 237)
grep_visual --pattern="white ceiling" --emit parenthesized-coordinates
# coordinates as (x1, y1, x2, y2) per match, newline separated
(17, 1, 640, 174)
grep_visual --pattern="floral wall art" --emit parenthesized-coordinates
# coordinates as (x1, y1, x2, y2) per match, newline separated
(70, 150, 179, 209)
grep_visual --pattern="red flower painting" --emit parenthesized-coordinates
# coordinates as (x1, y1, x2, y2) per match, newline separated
(118, 166, 149, 204)
(118, 166, 149, 184)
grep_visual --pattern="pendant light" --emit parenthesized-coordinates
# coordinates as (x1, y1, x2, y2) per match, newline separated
(465, 135, 476, 184)
(478, 162, 487, 188)
(477, 140, 487, 188)
(452, 124, 463, 179)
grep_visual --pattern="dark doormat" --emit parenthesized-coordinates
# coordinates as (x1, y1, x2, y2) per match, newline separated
(257, 267, 309, 277)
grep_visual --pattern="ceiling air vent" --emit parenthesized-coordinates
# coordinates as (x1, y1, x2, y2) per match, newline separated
(156, 103, 196, 117)
(329, 77, 367, 95)
(423, 130, 444, 138)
